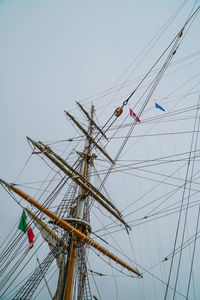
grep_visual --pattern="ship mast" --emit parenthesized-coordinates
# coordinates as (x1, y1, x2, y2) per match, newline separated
(0, 104, 142, 300)
(63, 104, 94, 300)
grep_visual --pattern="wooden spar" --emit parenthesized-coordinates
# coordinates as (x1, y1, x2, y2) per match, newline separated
(27, 137, 130, 230)
(0, 179, 142, 277)
(28, 137, 122, 217)
(65, 111, 114, 164)
(64, 242, 76, 300)
(76, 102, 108, 140)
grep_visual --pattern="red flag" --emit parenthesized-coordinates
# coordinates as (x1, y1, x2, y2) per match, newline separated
(129, 108, 141, 122)
(27, 227, 34, 245)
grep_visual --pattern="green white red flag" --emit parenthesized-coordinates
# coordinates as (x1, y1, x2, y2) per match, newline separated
(18, 210, 34, 248)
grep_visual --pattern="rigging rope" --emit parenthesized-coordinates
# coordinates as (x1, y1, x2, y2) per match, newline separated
(0, 248, 30, 291)
(186, 204, 200, 299)
(172, 95, 200, 299)
(164, 96, 200, 300)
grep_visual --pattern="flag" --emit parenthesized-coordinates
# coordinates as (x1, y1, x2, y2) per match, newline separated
(27, 227, 34, 248)
(18, 211, 27, 233)
(155, 102, 166, 111)
(18, 211, 34, 248)
(129, 108, 141, 122)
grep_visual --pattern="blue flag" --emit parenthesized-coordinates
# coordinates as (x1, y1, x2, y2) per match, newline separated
(155, 102, 166, 112)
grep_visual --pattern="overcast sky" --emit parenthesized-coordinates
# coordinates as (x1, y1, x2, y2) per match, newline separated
(1, 0, 200, 299)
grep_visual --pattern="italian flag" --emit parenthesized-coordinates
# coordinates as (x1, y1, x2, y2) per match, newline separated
(18, 210, 34, 248)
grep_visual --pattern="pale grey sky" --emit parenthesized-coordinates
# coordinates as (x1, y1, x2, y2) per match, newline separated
(0, 0, 200, 299)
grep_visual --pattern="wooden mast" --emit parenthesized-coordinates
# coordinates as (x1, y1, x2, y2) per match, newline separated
(63, 104, 94, 300)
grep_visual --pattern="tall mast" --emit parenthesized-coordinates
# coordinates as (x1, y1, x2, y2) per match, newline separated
(63, 104, 94, 300)
(0, 104, 142, 300)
